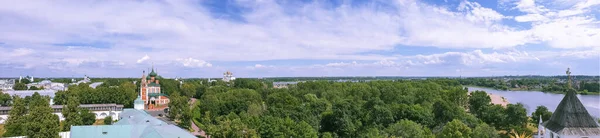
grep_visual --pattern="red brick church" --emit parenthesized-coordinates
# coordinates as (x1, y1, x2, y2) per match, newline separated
(140, 68, 169, 110)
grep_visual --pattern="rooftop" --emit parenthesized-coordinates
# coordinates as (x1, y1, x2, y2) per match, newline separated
(542, 69, 600, 136)
(70, 108, 195, 138)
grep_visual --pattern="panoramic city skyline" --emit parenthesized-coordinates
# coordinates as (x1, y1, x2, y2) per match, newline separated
(1, 0, 599, 78)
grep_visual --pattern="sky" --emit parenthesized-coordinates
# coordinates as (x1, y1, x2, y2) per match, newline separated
(0, 0, 599, 78)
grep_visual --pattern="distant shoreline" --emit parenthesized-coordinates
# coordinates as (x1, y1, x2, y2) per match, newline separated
(464, 85, 600, 95)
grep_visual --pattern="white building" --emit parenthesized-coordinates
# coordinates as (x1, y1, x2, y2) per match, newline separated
(27, 80, 66, 91)
(19, 75, 34, 83)
(0, 79, 15, 90)
(0, 104, 123, 124)
(3, 89, 58, 105)
(222, 71, 236, 82)
(71, 75, 92, 85)
(273, 81, 302, 88)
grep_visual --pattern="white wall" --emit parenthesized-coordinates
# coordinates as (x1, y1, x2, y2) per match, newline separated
(0, 111, 121, 124)
(4, 131, 70, 138)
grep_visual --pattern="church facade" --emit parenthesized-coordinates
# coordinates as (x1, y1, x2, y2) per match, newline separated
(139, 68, 169, 110)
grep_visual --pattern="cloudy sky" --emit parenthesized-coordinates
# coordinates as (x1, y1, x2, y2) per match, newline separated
(0, 0, 599, 78)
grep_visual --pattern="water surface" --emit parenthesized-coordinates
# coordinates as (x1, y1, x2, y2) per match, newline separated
(467, 87, 600, 118)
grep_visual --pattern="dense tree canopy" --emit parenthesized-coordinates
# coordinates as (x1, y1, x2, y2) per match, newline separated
(3, 93, 60, 138)
(439, 119, 472, 138)
(13, 82, 27, 90)
(190, 79, 533, 138)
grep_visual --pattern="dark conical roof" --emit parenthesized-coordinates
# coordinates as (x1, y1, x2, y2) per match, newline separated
(543, 88, 599, 133)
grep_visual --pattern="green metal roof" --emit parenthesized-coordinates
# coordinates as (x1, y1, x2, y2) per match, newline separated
(148, 69, 157, 77)
(148, 93, 168, 98)
(148, 82, 160, 87)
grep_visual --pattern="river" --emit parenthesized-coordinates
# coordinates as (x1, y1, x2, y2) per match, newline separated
(466, 87, 600, 118)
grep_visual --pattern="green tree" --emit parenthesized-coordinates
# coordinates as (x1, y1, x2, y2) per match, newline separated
(504, 103, 528, 129)
(29, 86, 42, 90)
(439, 119, 472, 138)
(81, 109, 96, 125)
(321, 132, 334, 138)
(0, 93, 12, 106)
(385, 119, 434, 138)
(479, 104, 506, 129)
(531, 106, 552, 126)
(3, 96, 27, 137)
(62, 96, 83, 131)
(24, 95, 60, 138)
(13, 83, 27, 90)
(294, 121, 318, 138)
(472, 123, 499, 138)
(469, 91, 491, 117)
(433, 100, 465, 125)
(104, 116, 113, 125)
(181, 83, 197, 98)
(168, 92, 184, 120)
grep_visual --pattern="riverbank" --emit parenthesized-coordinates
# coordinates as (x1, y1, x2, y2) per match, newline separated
(465, 85, 600, 95)
(468, 90, 510, 107)
(489, 93, 509, 107)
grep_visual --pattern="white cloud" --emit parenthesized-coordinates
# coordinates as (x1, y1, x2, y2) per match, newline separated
(515, 14, 548, 22)
(176, 58, 212, 68)
(0, 0, 598, 77)
(8, 48, 34, 57)
(136, 55, 150, 63)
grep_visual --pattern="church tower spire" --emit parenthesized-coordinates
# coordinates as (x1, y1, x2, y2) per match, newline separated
(566, 68, 572, 89)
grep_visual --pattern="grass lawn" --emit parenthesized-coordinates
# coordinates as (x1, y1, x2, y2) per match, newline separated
(0, 124, 5, 136)
(93, 119, 106, 125)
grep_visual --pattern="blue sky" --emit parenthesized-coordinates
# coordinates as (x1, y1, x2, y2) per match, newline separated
(0, 0, 599, 78)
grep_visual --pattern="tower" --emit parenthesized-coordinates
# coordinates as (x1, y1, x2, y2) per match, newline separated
(134, 95, 144, 110)
(540, 68, 600, 138)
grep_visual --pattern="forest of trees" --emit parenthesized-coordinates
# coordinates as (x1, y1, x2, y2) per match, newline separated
(191, 79, 534, 138)
(459, 77, 600, 94)
(0, 77, 560, 138)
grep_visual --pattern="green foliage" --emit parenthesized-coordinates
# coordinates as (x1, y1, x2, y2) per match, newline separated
(21, 79, 32, 84)
(469, 90, 491, 117)
(0, 92, 12, 106)
(385, 119, 434, 138)
(62, 96, 83, 131)
(439, 119, 472, 138)
(472, 123, 499, 138)
(504, 103, 528, 129)
(24, 93, 60, 138)
(433, 100, 466, 125)
(54, 81, 137, 108)
(81, 109, 97, 125)
(193, 79, 516, 137)
(104, 116, 113, 125)
(3, 96, 27, 137)
(29, 86, 42, 90)
(234, 78, 264, 90)
(13, 82, 27, 90)
(531, 106, 552, 126)
(479, 104, 506, 129)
